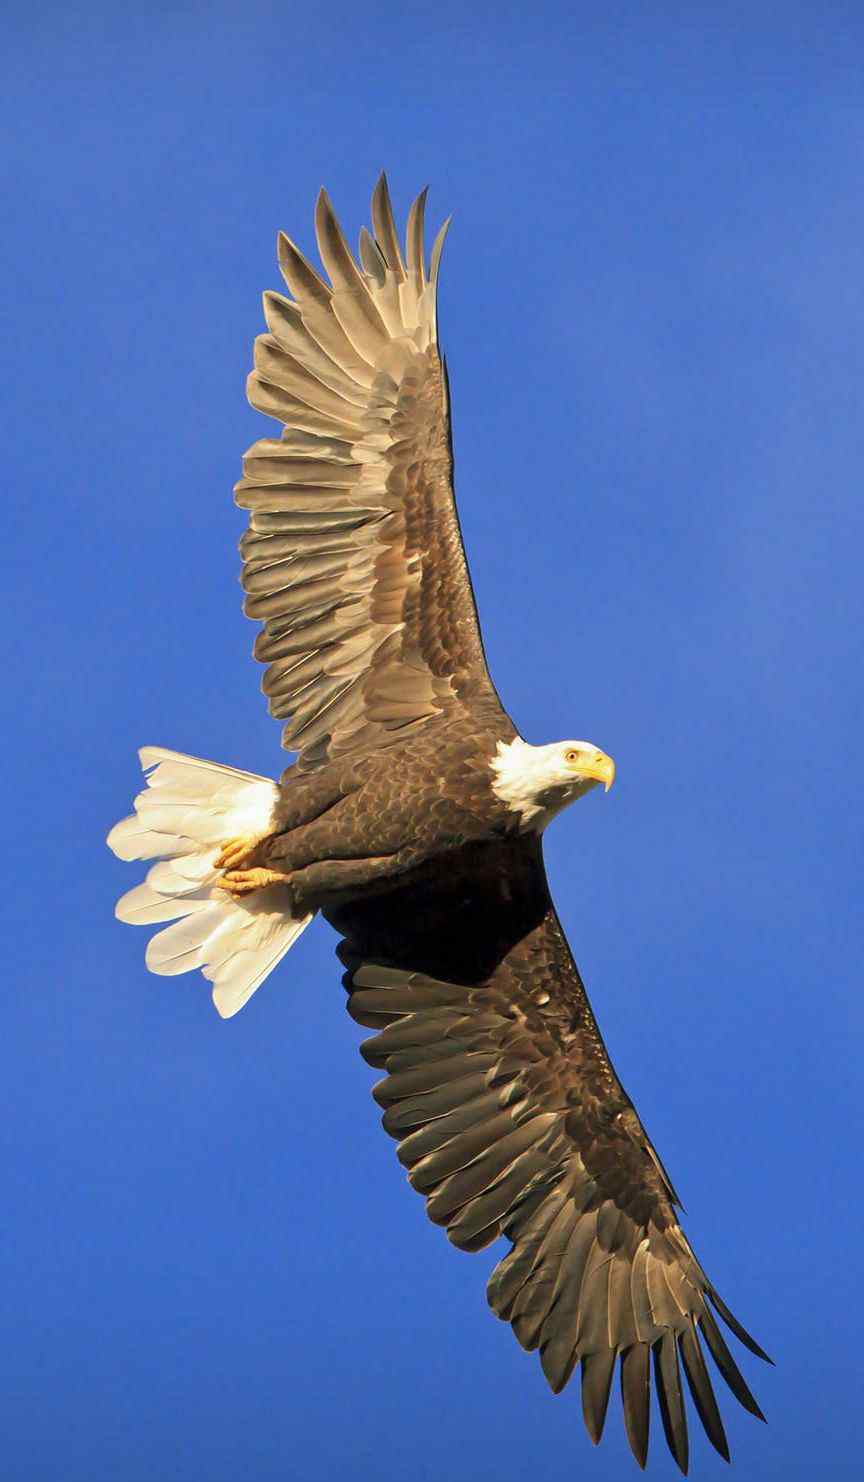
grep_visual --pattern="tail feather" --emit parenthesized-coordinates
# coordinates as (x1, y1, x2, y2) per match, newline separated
(108, 748, 314, 1017)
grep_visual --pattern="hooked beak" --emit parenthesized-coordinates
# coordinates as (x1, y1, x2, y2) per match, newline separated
(576, 750, 616, 792)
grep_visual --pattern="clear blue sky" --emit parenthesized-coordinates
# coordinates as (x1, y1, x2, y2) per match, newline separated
(5, 3, 863, 1479)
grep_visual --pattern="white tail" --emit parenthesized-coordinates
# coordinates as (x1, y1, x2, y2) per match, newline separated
(107, 747, 314, 1018)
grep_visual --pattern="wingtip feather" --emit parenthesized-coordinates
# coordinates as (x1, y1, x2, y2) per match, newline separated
(708, 1288, 772, 1364)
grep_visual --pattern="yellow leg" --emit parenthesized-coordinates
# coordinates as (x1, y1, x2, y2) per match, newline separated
(218, 867, 292, 898)
(215, 835, 266, 871)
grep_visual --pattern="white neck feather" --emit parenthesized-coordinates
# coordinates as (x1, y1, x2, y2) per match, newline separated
(489, 737, 570, 831)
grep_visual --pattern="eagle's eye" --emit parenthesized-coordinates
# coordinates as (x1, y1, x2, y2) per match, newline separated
(564, 748, 580, 764)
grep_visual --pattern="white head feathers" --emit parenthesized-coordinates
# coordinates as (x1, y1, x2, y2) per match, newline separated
(490, 737, 615, 831)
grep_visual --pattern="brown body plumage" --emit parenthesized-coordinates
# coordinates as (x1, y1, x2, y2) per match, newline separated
(108, 175, 769, 1473)
(263, 703, 515, 904)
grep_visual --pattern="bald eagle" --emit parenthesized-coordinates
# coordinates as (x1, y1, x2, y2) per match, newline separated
(108, 176, 769, 1471)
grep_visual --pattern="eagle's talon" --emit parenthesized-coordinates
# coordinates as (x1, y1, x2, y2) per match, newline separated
(215, 835, 265, 871)
(219, 866, 291, 898)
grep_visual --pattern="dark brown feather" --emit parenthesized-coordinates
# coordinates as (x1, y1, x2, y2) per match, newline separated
(329, 834, 768, 1471)
(620, 1343, 651, 1468)
(699, 1309, 766, 1421)
(679, 1322, 729, 1462)
(654, 1331, 690, 1474)
(581, 1349, 617, 1445)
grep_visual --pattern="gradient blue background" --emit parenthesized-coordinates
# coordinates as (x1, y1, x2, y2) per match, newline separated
(5, 4, 862, 1478)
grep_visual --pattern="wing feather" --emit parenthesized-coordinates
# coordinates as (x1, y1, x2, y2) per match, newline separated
(679, 1321, 730, 1462)
(331, 840, 769, 1470)
(653, 1331, 690, 1474)
(238, 175, 496, 765)
(370, 172, 406, 277)
(620, 1341, 652, 1468)
(581, 1349, 618, 1446)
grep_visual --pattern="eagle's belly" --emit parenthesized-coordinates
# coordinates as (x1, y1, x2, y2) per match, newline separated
(322, 832, 549, 984)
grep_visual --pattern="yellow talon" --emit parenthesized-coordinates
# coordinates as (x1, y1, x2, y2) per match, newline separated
(215, 836, 264, 871)
(219, 867, 291, 898)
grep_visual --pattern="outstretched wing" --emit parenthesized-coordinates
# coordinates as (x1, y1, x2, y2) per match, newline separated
(237, 175, 500, 769)
(328, 838, 769, 1474)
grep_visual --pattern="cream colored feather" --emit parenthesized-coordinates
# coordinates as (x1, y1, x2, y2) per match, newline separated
(107, 748, 313, 1017)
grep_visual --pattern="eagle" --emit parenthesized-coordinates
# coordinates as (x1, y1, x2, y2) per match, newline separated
(108, 174, 769, 1471)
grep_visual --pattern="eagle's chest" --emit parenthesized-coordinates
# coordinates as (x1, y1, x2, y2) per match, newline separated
(418, 759, 515, 847)
(361, 730, 518, 852)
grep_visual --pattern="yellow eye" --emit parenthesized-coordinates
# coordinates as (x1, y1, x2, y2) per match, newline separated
(565, 749, 580, 764)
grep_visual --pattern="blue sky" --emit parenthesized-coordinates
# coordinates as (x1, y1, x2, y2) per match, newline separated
(4, 3, 863, 1478)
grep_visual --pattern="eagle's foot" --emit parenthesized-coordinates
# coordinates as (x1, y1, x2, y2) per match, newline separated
(215, 835, 267, 871)
(218, 866, 292, 898)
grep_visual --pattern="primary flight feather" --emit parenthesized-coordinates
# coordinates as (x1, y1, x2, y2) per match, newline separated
(108, 173, 769, 1470)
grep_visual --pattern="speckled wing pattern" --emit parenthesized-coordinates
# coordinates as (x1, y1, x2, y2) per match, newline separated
(237, 175, 499, 769)
(329, 837, 769, 1474)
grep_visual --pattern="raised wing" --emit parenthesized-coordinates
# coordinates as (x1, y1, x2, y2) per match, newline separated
(237, 175, 499, 769)
(328, 838, 768, 1473)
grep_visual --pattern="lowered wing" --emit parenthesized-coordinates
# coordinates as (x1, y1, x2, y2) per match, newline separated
(328, 837, 768, 1473)
(237, 175, 501, 769)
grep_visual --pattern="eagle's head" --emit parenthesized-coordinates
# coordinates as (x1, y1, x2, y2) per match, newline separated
(490, 736, 615, 831)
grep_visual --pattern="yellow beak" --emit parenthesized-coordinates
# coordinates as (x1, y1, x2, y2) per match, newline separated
(577, 750, 616, 792)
